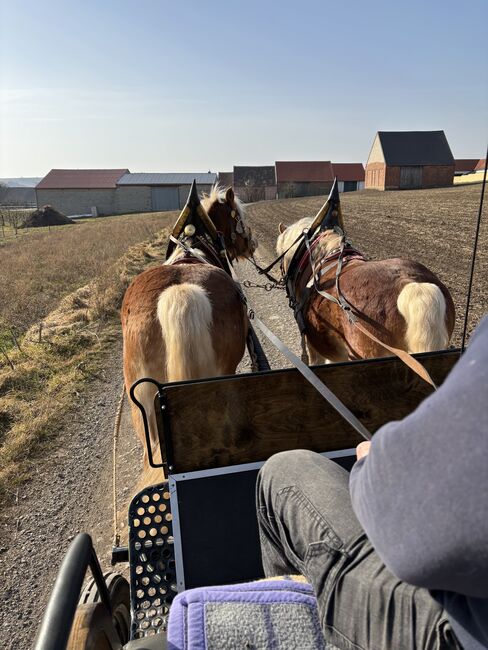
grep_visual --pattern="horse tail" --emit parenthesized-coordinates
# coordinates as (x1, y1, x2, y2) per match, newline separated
(397, 282, 449, 353)
(157, 283, 218, 382)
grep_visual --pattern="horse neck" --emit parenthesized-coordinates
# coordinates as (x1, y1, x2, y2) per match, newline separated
(313, 232, 344, 261)
(165, 245, 211, 265)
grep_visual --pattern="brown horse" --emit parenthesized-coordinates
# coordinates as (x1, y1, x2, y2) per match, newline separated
(277, 215, 455, 365)
(121, 185, 256, 482)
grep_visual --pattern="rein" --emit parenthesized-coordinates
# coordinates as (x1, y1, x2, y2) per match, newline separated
(285, 229, 437, 389)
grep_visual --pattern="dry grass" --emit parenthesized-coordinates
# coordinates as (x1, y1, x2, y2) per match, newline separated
(453, 173, 486, 185)
(0, 215, 176, 503)
(0, 211, 177, 347)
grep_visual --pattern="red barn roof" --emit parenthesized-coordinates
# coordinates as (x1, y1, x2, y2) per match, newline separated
(332, 163, 365, 182)
(36, 169, 129, 190)
(475, 159, 486, 172)
(275, 161, 334, 183)
(455, 159, 479, 173)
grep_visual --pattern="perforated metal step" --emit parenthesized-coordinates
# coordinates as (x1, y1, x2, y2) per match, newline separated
(128, 482, 177, 640)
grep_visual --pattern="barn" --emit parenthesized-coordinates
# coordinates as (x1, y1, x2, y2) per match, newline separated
(36, 169, 128, 216)
(275, 161, 334, 199)
(115, 172, 216, 211)
(233, 166, 276, 202)
(36, 169, 217, 215)
(332, 163, 365, 192)
(454, 159, 480, 175)
(365, 131, 454, 190)
(217, 171, 234, 188)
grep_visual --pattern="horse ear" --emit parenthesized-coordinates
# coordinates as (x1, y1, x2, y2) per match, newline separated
(225, 187, 235, 205)
(278, 222, 287, 234)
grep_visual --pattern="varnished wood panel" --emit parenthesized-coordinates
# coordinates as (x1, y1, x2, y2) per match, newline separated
(157, 350, 460, 473)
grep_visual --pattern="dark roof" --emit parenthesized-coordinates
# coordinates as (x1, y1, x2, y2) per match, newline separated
(37, 169, 128, 189)
(332, 163, 365, 182)
(275, 161, 334, 183)
(376, 131, 454, 166)
(117, 172, 216, 186)
(455, 159, 480, 173)
(233, 166, 276, 186)
(217, 171, 234, 187)
(475, 159, 486, 171)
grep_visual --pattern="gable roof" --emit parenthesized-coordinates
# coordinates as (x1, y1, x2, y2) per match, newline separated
(117, 172, 216, 186)
(275, 161, 334, 183)
(332, 163, 365, 182)
(37, 169, 128, 190)
(233, 166, 276, 186)
(374, 131, 454, 166)
(475, 159, 486, 172)
(455, 159, 480, 173)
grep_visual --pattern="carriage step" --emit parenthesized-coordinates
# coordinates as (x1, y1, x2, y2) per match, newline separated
(128, 483, 176, 640)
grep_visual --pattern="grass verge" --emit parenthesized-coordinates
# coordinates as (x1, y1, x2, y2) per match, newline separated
(0, 226, 171, 504)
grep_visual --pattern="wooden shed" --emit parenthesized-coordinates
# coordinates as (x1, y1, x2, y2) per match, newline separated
(275, 161, 334, 198)
(233, 166, 276, 202)
(365, 131, 454, 190)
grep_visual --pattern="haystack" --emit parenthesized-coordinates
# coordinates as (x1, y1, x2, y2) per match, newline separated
(23, 205, 75, 228)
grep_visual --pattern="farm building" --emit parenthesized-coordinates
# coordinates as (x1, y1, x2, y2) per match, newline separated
(36, 169, 217, 215)
(365, 131, 455, 190)
(475, 159, 486, 173)
(36, 169, 129, 216)
(454, 159, 480, 175)
(332, 163, 365, 192)
(217, 171, 234, 188)
(233, 166, 276, 202)
(275, 161, 334, 199)
(115, 172, 216, 211)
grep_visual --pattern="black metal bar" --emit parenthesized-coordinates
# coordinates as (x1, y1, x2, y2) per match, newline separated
(129, 377, 166, 468)
(34, 533, 111, 650)
(111, 546, 129, 565)
(461, 145, 488, 351)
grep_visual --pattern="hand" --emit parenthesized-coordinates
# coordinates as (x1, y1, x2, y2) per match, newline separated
(356, 441, 371, 461)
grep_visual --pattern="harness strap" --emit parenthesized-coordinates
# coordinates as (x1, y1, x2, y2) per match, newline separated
(249, 230, 307, 280)
(303, 233, 437, 390)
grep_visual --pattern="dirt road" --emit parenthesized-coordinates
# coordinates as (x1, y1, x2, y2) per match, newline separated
(0, 184, 486, 648)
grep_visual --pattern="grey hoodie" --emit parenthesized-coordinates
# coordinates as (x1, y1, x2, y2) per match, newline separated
(350, 315, 488, 650)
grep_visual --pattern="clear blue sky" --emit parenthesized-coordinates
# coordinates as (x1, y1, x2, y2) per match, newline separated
(1, 0, 486, 176)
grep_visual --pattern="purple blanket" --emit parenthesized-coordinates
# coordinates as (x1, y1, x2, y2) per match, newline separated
(167, 579, 328, 649)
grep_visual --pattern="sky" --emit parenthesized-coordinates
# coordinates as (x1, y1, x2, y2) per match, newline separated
(0, 0, 487, 177)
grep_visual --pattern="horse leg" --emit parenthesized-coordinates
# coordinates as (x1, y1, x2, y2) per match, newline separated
(306, 338, 326, 365)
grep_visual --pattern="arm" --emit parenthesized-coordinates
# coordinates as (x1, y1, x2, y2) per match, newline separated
(349, 316, 488, 598)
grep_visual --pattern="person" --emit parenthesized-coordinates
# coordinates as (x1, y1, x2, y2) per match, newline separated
(257, 315, 488, 650)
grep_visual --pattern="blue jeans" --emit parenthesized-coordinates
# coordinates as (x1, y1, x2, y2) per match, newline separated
(256, 450, 461, 650)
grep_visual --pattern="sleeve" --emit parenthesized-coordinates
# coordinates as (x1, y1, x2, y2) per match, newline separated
(349, 315, 488, 598)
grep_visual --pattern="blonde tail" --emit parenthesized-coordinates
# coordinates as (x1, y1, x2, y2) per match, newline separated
(157, 283, 218, 382)
(397, 282, 449, 353)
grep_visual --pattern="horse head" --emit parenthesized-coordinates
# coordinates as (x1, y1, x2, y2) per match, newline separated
(202, 186, 257, 260)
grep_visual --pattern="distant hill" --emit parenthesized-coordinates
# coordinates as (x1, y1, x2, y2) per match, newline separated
(0, 177, 42, 188)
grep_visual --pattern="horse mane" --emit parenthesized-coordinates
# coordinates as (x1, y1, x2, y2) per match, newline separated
(277, 217, 343, 273)
(201, 184, 247, 225)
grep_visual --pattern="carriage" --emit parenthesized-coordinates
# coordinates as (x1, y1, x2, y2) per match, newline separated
(32, 176, 482, 649)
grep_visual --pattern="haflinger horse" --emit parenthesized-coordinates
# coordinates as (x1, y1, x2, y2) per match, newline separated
(122, 181, 256, 485)
(277, 181, 455, 366)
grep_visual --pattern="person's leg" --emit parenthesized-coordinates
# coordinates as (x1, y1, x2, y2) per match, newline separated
(256, 450, 460, 650)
